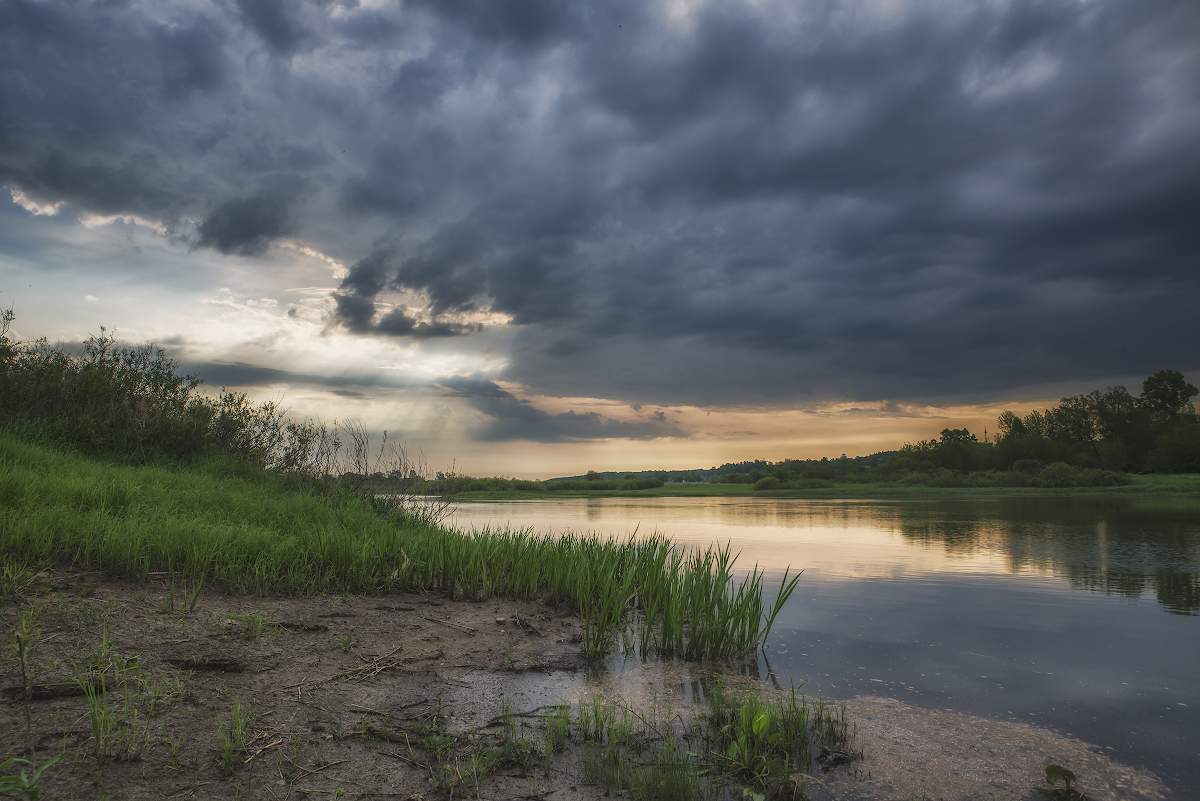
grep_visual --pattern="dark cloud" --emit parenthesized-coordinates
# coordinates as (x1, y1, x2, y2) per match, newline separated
(332, 249, 479, 338)
(234, 0, 312, 54)
(331, 294, 477, 338)
(334, 9, 403, 46)
(406, 0, 586, 48)
(196, 200, 293, 256)
(3, 0, 1200, 412)
(0, 0, 231, 223)
(178, 359, 419, 391)
(442, 378, 685, 443)
(374, 308, 477, 339)
(156, 16, 228, 97)
(195, 190, 297, 257)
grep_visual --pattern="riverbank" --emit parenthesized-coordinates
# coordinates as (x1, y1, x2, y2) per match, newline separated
(452, 473, 1200, 501)
(0, 431, 791, 662)
(0, 570, 1168, 801)
(0, 434, 1178, 799)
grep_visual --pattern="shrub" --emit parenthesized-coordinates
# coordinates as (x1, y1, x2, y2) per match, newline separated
(1146, 422, 1200, 473)
(1034, 462, 1128, 488)
(780, 478, 833, 490)
(999, 470, 1035, 487)
(543, 478, 665, 492)
(0, 313, 411, 489)
(752, 476, 781, 491)
(928, 468, 964, 487)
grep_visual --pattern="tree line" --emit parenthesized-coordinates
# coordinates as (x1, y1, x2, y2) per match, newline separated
(904, 369, 1199, 475)
(574, 370, 1199, 490)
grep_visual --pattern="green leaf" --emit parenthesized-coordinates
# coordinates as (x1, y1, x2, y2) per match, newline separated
(752, 711, 770, 738)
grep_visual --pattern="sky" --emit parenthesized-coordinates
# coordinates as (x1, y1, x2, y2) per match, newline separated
(2, 0, 1198, 478)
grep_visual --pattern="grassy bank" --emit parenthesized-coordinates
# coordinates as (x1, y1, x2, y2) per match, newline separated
(452, 473, 1200, 501)
(0, 431, 796, 661)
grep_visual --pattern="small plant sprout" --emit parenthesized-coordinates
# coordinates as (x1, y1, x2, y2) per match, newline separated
(217, 702, 252, 773)
(0, 754, 61, 801)
(337, 634, 353, 653)
(0, 560, 35, 605)
(544, 704, 570, 761)
(228, 612, 272, 640)
(185, 568, 206, 614)
(79, 673, 116, 763)
(501, 641, 516, 669)
(12, 604, 39, 757)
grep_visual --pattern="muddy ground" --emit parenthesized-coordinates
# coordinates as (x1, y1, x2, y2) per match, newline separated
(0, 571, 1170, 801)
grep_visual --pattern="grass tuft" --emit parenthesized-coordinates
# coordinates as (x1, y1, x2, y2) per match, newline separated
(217, 702, 252, 774)
(577, 684, 857, 801)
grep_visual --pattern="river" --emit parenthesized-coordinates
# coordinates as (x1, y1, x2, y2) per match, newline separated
(447, 494, 1200, 797)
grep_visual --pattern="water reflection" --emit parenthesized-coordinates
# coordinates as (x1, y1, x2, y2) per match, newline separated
(890, 497, 1200, 615)
(448, 494, 1200, 796)
(448, 495, 1200, 615)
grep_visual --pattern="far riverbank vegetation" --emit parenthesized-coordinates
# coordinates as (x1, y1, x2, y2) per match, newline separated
(397, 370, 1200, 497)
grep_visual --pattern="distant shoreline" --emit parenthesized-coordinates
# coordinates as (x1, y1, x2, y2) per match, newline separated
(450, 474, 1200, 501)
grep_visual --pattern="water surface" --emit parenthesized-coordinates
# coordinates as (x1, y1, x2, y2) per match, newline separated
(448, 495, 1200, 798)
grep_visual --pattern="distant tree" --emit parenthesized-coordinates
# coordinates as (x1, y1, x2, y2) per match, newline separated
(1142, 369, 1198, 421)
(1147, 419, 1200, 473)
(1045, 394, 1098, 463)
(1090, 386, 1151, 470)
(997, 411, 1025, 438)
(938, 428, 976, 446)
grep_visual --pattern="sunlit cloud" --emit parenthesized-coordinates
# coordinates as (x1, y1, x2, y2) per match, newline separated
(279, 240, 349, 279)
(78, 211, 169, 236)
(8, 187, 63, 217)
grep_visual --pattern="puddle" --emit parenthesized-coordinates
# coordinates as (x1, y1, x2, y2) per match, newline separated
(444, 657, 1170, 801)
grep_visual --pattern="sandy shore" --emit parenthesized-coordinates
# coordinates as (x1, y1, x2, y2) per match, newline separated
(0, 571, 1169, 800)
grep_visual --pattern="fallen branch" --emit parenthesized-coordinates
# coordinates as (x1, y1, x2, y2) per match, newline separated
(282, 645, 403, 690)
(244, 737, 284, 765)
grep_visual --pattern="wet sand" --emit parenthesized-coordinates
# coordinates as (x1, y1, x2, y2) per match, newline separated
(0, 570, 1170, 800)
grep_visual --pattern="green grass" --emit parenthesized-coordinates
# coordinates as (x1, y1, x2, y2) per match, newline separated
(0, 755, 60, 801)
(455, 474, 1200, 501)
(216, 702, 252, 774)
(227, 612, 274, 640)
(356, 686, 852, 800)
(543, 704, 571, 759)
(0, 431, 795, 661)
(576, 685, 856, 801)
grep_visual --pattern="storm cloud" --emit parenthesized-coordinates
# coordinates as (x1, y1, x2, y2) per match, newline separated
(442, 378, 685, 443)
(3, 0, 1199, 416)
(195, 190, 297, 256)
